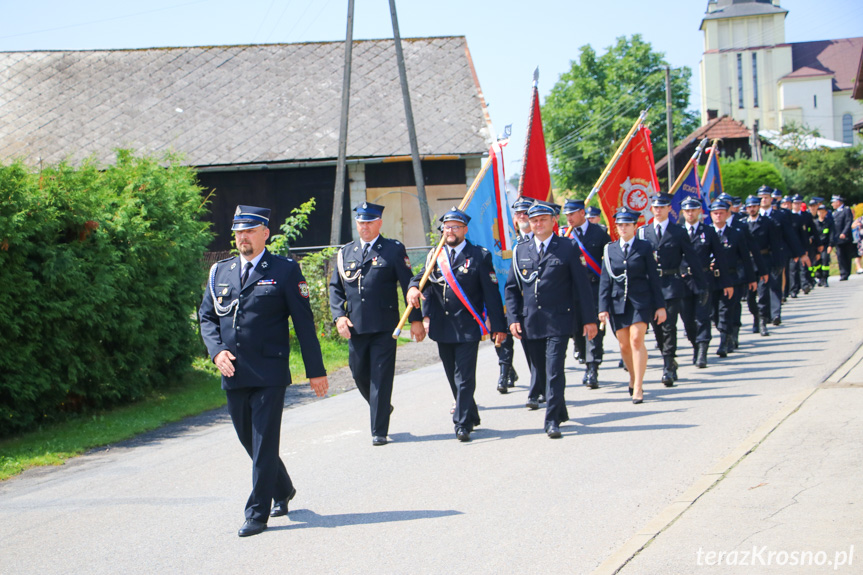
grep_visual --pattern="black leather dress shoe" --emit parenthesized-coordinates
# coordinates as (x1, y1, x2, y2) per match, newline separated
(546, 423, 562, 438)
(525, 398, 539, 410)
(538, 394, 546, 404)
(456, 427, 470, 442)
(238, 519, 267, 537)
(372, 436, 387, 446)
(772, 317, 781, 326)
(270, 487, 297, 517)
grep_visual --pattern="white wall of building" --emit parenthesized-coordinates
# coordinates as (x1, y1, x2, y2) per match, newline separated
(779, 76, 836, 139)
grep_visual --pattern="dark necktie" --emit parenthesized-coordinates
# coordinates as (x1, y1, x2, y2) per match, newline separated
(448, 248, 455, 265)
(241, 262, 252, 288)
(623, 243, 629, 259)
(689, 226, 697, 240)
(576, 228, 584, 240)
(362, 243, 370, 261)
(656, 225, 663, 242)
(538, 242, 545, 260)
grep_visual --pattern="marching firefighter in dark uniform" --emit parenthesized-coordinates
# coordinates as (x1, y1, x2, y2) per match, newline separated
(637, 193, 706, 386)
(561, 198, 610, 388)
(505, 200, 597, 438)
(791, 194, 816, 295)
(831, 194, 855, 281)
(707, 199, 757, 357)
(745, 195, 783, 336)
(493, 196, 533, 394)
(813, 201, 834, 287)
(677, 196, 731, 368)
(759, 187, 806, 323)
(406, 208, 507, 442)
(199, 205, 329, 538)
(329, 201, 426, 446)
(723, 193, 764, 349)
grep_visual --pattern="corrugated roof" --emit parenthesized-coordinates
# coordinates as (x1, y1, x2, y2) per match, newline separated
(781, 37, 863, 92)
(0, 36, 493, 167)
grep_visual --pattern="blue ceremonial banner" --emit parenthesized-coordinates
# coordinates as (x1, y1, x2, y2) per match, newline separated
(700, 148, 723, 201)
(670, 164, 709, 223)
(464, 142, 514, 302)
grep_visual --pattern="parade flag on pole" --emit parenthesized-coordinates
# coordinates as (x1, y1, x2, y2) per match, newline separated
(464, 141, 514, 301)
(700, 142, 723, 201)
(517, 68, 552, 202)
(670, 163, 708, 223)
(595, 125, 660, 241)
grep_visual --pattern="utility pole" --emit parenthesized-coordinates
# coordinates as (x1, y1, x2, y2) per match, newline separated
(329, 0, 355, 245)
(665, 65, 675, 186)
(752, 119, 762, 161)
(389, 0, 432, 240)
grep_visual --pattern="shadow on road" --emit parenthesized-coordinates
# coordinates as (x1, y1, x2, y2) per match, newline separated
(270, 508, 463, 530)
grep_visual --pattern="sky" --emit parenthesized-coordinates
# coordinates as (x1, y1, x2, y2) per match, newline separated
(2, 0, 862, 177)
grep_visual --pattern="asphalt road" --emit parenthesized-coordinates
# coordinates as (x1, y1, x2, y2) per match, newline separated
(2, 276, 861, 574)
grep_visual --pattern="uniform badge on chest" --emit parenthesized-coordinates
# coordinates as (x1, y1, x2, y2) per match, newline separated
(459, 258, 470, 273)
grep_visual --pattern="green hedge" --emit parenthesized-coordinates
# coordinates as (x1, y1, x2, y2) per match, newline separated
(0, 151, 212, 436)
(718, 158, 785, 199)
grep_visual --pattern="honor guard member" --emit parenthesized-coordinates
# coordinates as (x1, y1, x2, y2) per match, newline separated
(791, 194, 816, 294)
(199, 205, 329, 538)
(561, 198, 610, 387)
(831, 195, 855, 281)
(678, 196, 731, 368)
(329, 202, 426, 446)
(638, 193, 707, 386)
(598, 208, 667, 402)
(586, 206, 608, 231)
(493, 196, 534, 394)
(746, 194, 783, 336)
(724, 194, 764, 350)
(505, 200, 598, 438)
(406, 208, 507, 442)
(759, 186, 806, 323)
(708, 200, 757, 357)
(780, 194, 809, 299)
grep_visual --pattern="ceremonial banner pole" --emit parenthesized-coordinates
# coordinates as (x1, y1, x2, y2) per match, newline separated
(699, 139, 720, 188)
(392, 157, 495, 339)
(584, 110, 649, 204)
(668, 138, 708, 195)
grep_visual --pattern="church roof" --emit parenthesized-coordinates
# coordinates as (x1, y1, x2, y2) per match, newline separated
(781, 37, 863, 92)
(701, 0, 787, 27)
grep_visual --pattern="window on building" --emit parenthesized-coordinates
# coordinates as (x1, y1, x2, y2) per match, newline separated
(813, 95, 817, 108)
(843, 114, 854, 144)
(752, 53, 759, 108)
(737, 53, 744, 109)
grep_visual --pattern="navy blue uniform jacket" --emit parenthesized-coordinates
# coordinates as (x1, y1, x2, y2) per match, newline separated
(199, 249, 326, 390)
(747, 215, 784, 270)
(679, 221, 731, 291)
(329, 236, 422, 334)
(598, 238, 665, 316)
(504, 235, 597, 338)
(409, 241, 506, 344)
(832, 205, 854, 245)
(638, 223, 707, 300)
(710, 225, 756, 286)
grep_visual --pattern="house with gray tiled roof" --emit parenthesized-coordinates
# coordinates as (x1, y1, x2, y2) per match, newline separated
(0, 36, 494, 248)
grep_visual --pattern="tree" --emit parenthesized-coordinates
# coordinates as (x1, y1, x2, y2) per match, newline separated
(718, 157, 785, 199)
(542, 34, 699, 194)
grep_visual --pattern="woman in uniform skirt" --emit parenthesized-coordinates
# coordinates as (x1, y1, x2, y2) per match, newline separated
(598, 209, 667, 403)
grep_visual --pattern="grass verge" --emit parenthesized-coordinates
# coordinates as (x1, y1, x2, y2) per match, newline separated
(0, 336, 352, 482)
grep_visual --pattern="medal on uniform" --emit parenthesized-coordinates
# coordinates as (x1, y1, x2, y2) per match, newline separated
(463, 258, 470, 270)
(372, 256, 379, 266)
(350, 261, 356, 269)
(217, 297, 223, 304)
(522, 268, 528, 276)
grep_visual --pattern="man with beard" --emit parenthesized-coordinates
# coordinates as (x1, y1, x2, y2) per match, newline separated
(406, 208, 507, 442)
(199, 205, 329, 537)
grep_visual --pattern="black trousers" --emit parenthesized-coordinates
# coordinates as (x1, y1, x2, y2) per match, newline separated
(226, 385, 293, 523)
(714, 284, 743, 334)
(748, 269, 775, 321)
(494, 333, 514, 365)
(437, 341, 481, 432)
(836, 243, 854, 279)
(768, 264, 784, 320)
(349, 331, 397, 437)
(574, 280, 604, 363)
(523, 336, 570, 426)
(651, 297, 681, 357)
(681, 289, 712, 345)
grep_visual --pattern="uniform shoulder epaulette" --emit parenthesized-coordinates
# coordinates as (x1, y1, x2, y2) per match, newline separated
(216, 255, 236, 264)
(393, 239, 402, 245)
(271, 253, 294, 262)
(480, 246, 489, 253)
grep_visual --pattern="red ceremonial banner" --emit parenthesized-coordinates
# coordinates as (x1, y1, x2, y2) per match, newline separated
(596, 126, 660, 241)
(517, 86, 552, 202)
